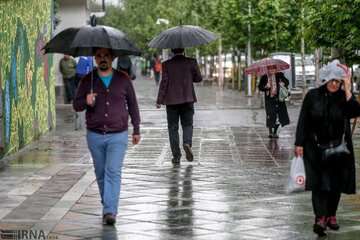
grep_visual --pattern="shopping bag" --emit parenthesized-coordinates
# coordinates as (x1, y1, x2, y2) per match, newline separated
(286, 156, 306, 193)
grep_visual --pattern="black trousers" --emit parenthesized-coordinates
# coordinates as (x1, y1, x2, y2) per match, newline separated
(312, 191, 341, 217)
(64, 76, 76, 103)
(166, 103, 194, 158)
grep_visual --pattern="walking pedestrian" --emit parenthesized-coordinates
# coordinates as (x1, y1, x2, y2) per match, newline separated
(258, 65, 290, 138)
(156, 48, 202, 165)
(59, 54, 77, 103)
(295, 59, 360, 237)
(73, 48, 141, 225)
(117, 55, 136, 80)
(153, 53, 162, 86)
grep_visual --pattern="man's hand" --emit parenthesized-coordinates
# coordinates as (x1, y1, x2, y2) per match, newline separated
(132, 134, 141, 145)
(294, 146, 303, 158)
(86, 93, 97, 107)
(156, 104, 161, 109)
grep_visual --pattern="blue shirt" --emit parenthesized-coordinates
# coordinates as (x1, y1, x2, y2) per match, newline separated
(100, 73, 113, 88)
(76, 57, 93, 76)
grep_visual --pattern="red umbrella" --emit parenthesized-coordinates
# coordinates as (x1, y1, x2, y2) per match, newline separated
(245, 58, 290, 76)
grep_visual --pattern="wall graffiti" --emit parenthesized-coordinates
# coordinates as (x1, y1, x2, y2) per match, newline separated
(0, 0, 55, 157)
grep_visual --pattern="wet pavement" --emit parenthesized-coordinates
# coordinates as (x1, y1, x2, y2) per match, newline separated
(1, 77, 360, 239)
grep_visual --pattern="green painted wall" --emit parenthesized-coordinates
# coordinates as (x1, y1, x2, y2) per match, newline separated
(0, 0, 55, 156)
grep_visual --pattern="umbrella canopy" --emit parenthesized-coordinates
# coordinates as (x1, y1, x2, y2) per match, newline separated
(43, 25, 141, 56)
(148, 25, 218, 49)
(245, 58, 290, 76)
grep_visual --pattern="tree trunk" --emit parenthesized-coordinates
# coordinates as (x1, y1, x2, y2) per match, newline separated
(218, 37, 224, 88)
(301, 6, 306, 91)
(315, 48, 321, 84)
(232, 50, 236, 89)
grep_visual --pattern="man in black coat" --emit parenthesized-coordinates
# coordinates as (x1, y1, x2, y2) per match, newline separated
(258, 66, 290, 138)
(156, 48, 202, 165)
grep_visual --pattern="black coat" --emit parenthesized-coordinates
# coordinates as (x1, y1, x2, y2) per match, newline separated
(258, 72, 290, 128)
(295, 86, 360, 193)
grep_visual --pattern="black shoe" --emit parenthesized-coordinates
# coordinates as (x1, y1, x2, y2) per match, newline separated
(171, 157, 181, 166)
(313, 217, 327, 237)
(183, 144, 194, 162)
(272, 134, 279, 139)
(103, 213, 116, 225)
(268, 134, 274, 138)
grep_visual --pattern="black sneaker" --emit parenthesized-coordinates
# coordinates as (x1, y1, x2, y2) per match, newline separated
(183, 144, 194, 162)
(313, 217, 327, 237)
(272, 134, 279, 139)
(103, 213, 116, 225)
(171, 157, 181, 166)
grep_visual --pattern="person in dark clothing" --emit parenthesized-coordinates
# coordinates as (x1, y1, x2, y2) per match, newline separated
(117, 55, 136, 80)
(153, 54, 162, 86)
(73, 48, 141, 225)
(59, 54, 77, 103)
(156, 48, 202, 165)
(295, 59, 360, 237)
(258, 66, 290, 138)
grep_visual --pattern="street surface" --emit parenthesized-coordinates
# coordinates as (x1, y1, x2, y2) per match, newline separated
(1, 76, 360, 239)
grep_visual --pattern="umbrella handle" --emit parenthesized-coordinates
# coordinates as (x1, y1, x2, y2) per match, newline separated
(90, 56, 94, 94)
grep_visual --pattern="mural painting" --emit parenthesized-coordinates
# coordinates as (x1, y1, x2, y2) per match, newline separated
(0, 0, 55, 157)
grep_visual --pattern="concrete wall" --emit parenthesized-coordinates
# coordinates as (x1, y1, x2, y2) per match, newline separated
(0, 0, 55, 157)
(55, 0, 89, 103)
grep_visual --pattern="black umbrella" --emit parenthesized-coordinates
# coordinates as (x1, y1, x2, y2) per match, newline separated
(148, 25, 218, 49)
(43, 25, 141, 56)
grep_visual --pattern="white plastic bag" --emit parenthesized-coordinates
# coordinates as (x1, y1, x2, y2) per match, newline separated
(286, 156, 306, 193)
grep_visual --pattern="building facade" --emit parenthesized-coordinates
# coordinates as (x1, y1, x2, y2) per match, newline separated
(54, 0, 90, 103)
(0, 0, 55, 157)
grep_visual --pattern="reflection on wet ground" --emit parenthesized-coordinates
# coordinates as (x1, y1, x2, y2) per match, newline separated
(1, 77, 360, 239)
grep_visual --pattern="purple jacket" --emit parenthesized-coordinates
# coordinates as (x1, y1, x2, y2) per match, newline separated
(73, 69, 140, 135)
(157, 55, 202, 105)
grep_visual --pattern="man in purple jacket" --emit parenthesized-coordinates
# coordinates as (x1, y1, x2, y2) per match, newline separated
(73, 48, 141, 225)
(156, 48, 202, 165)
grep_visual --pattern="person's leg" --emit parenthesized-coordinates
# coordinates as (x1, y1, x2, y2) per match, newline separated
(86, 131, 106, 204)
(166, 105, 181, 162)
(102, 131, 128, 216)
(64, 78, 72, 103)
(69, 76, 77, 102)
(312, 191, 328, 236)
(155, 72, 160, 86)
(180, 103, 194, 161)
(327, 192, 341, 230)
(273, 122, 280, 137)
(265, 98, 276, 138)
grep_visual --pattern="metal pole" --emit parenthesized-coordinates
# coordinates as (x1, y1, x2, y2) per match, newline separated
(291, 53, 296, 88)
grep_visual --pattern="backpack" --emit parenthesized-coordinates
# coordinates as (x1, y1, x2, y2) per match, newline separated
(154, 59, 162, 72)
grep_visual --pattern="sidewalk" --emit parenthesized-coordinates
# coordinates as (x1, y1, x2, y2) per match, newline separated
(1, 76, 360, 239)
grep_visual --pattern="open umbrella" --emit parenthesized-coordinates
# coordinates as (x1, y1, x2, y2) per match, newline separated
(148, 25, 218, 49)
(44, 25, 141, 93)
(245, 58, 290, 76)
(43, 25, 141, 56)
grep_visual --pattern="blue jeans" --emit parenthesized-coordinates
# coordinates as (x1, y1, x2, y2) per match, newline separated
(86, 130, 128, 215)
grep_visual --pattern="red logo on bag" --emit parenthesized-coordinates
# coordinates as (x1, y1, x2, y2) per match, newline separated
(296, 176, 305, 185)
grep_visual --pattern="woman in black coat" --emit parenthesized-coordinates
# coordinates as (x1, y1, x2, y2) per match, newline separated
(295, 60, 360, 237)
(258, 67, 290, 138)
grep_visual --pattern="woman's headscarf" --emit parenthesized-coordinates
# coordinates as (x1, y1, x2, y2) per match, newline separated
(318, 59, 348, 86)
